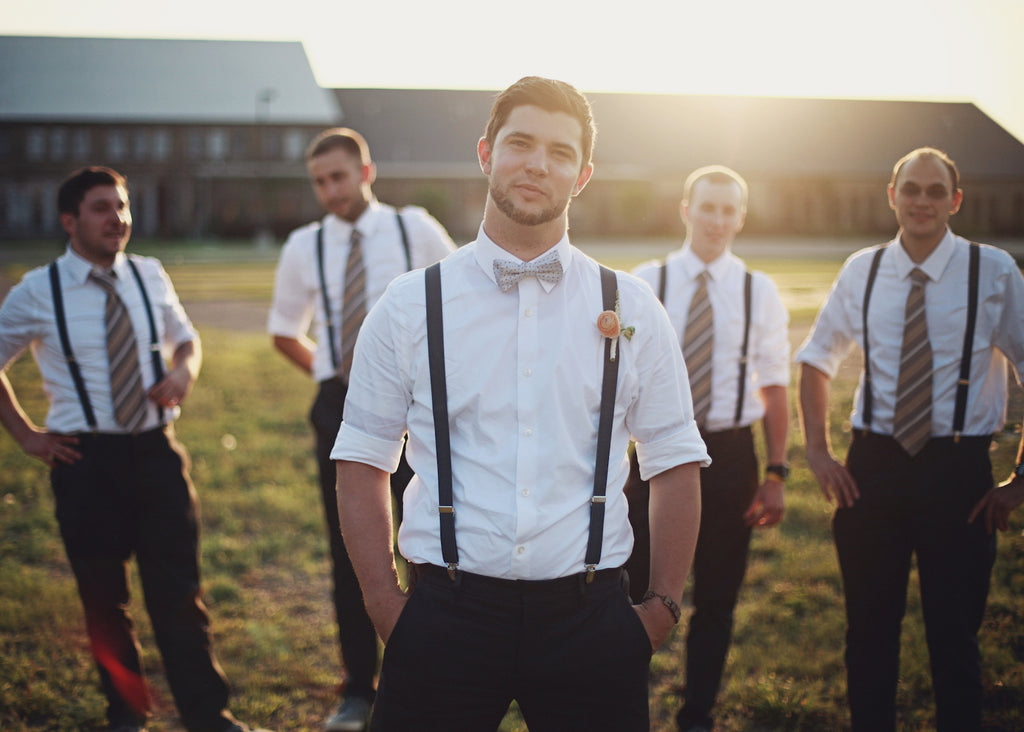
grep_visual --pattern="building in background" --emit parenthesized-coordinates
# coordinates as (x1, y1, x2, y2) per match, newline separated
(3, 36, 1023, 244)
(0, 36, 340, 241)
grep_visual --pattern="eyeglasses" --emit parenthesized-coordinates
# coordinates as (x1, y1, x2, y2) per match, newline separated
(898, 183, 952, 200)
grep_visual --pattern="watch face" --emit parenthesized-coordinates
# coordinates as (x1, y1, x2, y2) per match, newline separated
(1015, 464, 1024, 479)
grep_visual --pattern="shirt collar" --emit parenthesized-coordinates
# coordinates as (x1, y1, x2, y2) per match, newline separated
(473, 226, 573, 293)
(891, 227, 956, 283)
(679, 245, 729, 281)
(325, 197, 381, 240)
(61, 245, 129, 285)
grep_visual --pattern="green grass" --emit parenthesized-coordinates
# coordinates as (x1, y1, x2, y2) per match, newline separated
(1, 251, 1022, 731)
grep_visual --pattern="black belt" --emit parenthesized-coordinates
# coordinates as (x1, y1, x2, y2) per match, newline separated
(411, 563, 624, 594)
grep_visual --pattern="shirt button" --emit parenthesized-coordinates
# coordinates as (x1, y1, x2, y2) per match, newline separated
(524, 428, 533, 437)
(523, 368, 532, 377)
(521, 489, 530, 497)
(517, 546, 526, 555)
(524, 308, 534, 317)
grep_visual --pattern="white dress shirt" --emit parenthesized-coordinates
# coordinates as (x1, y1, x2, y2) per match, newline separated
(796, 230, 1024, 436)
(0, 247, 198, 433)
(332, 228, 710, 580)
(267, 199, 456, 383)
(634, 247, 790, 433)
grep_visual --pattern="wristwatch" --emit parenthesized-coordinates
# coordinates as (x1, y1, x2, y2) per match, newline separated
(1013, 463, 1024, 480)
(765, 463, 790, 481)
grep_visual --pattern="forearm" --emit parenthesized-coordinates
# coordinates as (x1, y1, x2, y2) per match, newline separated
(760, 384, 789, 464)
(273, 335, 315, 375)
(798, 364, 832, 454)
(647, 461, 701, 604)
(0, 370, 39, 447)
(336, 460, 405, 629)
(170, 338, 201, 384)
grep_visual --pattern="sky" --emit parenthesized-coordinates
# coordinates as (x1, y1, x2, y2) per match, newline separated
(3, 0, 1024, 144)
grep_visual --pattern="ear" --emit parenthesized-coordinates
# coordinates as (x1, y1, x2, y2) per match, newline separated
(478, 137, 492, 174)
(950, 188, 963, 215)
(362, 162, 377, 186)
(679, 199, 690, 225)
(736, 206, 747, 232)
(887, 183, 897, 211)
(571, 162, 594, 197)
(59, 211, 77, 238)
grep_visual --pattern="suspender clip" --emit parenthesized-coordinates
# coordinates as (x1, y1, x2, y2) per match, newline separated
(439, 505, 454, 514)
(957, 379, 970, 386)
(954, 431, 962, 443)
(585, 564, 596, 584)
(446, 563, 459, 581)
(590, 496, 606, 504)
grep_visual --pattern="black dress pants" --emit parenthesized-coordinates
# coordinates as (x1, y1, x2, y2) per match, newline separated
(836, 432, 996, 732)
(51, 426, 234, 732)
(311, 377, 413, 701)
(370, 565, 652, 732)
(625, 428, 758, 730)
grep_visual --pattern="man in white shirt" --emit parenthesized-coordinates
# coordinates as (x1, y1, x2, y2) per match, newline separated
(631, 165, 790, 732)
(267, 128, 454, 731)
(797, 147, 1024, 731)
(0, 167, 270, 732)
(332, 76, 708, 730)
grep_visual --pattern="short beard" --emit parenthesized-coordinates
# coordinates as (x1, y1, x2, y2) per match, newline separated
(490, 181, 568, 227)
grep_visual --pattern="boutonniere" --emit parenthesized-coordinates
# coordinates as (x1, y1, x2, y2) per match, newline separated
(596, 290, 635, 361)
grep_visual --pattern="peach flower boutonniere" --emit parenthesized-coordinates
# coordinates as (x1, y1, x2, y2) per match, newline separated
(596, 291, 635, 361)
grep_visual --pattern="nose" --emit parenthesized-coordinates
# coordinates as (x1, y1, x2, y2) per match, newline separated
(524, 148, 549, 176)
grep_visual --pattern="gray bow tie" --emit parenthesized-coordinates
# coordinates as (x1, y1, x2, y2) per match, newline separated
(493, 251, 564, 292)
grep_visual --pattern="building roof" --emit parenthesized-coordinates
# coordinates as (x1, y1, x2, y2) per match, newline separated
(0, 36, 341, 124)
(334, 88, 1024, 183)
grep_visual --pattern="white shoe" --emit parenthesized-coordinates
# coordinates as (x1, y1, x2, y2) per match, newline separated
(324, 697, 371, 732)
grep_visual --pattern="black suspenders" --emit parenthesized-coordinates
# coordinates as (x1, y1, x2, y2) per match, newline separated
(860, 242, 980, 438)
(317, 210, 412, 373)
(658, 262, 752, 427)
(424, 261, 621, 581)
(49, 257, 164, 431)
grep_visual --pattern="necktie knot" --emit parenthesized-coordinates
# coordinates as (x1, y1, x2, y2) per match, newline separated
(910, 268, 928, 286)
(493, 251, 563, 292)
(89, 269, 118, 293)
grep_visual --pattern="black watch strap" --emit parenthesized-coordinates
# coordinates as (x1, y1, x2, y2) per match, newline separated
(766, 463, 790, 481)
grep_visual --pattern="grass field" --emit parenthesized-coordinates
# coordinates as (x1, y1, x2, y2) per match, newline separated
(1, 244, 1022, 731)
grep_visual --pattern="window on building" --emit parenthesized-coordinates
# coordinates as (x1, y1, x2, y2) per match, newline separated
(71, 129, 91, 159)
(107, 129, 127, 161)
(26, 127, 46, 161)
(261, 129, 281, 159)
(132, 129, 149, 161)
(207, 128, 228, 160)
(284, 129, 306, 161)
(186, 130, 204, 160)
(152, 128, 172, 161)
(49, 128, 68, 161)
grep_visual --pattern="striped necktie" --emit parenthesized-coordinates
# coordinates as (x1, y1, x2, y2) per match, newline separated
(339, 228, 366, 380)
(683, 270, 713, 426)
(89, 269, 148, 432)
(893, 268, 933, 456)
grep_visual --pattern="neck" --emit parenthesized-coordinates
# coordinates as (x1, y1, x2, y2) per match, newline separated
(481, 200, 567, 261)
(898, 230, 943, 264)
(686, 239, 728, 265)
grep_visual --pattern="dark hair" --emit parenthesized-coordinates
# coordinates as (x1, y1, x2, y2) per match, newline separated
(683, 165, 749, 208)
(484, 76, 596, 170)
(305, 127, 371, 165)
(890, 147, 960, 190)
(57, 166, 127, 216)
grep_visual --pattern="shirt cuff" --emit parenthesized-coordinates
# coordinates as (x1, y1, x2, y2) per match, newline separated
(635, 422, 711, 481)
(331, 422, 404, 473)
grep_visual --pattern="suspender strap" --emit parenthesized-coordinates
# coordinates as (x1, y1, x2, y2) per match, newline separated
(584, 265, 621, 579)
(315, 226, 338, 373)
(952, 242, 980, 439)
(49, 261, 97, 430)
(317, 211, 413, 376)
(658, 262, 667, 303)
(424, 262, 458, 576)
(127, 257, 165, 424)
(860, 247, 886, 430)
(733, 270, 753, 426)
(395, 210, 412, 271)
